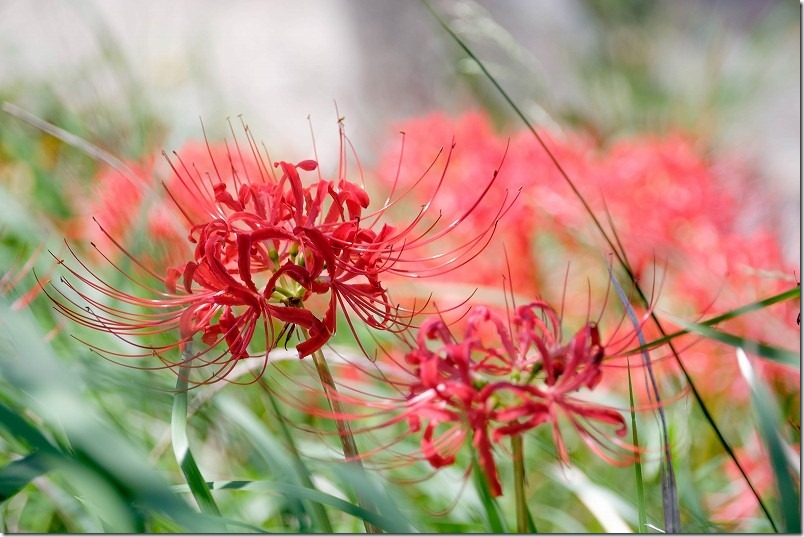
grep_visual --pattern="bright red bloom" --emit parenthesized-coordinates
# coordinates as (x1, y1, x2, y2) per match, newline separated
(50, 123, 511, 383)
(369, 301, 634, 497)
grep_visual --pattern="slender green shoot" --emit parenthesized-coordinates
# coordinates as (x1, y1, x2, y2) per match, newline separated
(609, 268, 680, 532)
(471, 453, 508, 533)
(630, 287, 800, 356)
(662, 315, 799, 367)
(626, 358, 648, 533)
(171, 346, 223, 524)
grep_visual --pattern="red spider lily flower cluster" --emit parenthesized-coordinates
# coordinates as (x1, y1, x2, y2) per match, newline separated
(391, 301, 634, 497)
(375, 112, 798, 304)
(375, 111, 799, 396)
(49, 123, 513, 383)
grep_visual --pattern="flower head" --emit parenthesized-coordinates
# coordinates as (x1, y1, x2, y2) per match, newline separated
(343, 299, 638, 497)
(49, 120, 512, 384)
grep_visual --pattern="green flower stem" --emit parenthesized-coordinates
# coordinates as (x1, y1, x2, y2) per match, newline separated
(302, 328, 381, 534)
(512, 435, 528, 533)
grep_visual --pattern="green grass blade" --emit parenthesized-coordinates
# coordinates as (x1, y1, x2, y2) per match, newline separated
(611, 184, 646, 534)
(173, 479, 411, 533)
(0, 300, 215, 532)
(331, 463, 414, 533)
(214, 393, 318, 532)
(470, 453, 507, 533)
(609, 269, 680, 532)
(663, 315, 799, 367)
(551, 465, 634, 532)
(527, 508, 538, 533)
(0, 401, 62, 455)
(0, 452, 52, 501)
(263, 387, 334, 532)
(631, 287, 800, 354)
(737, 349, 801, 532)
(626, 359, 647, 533)
(2, 102, 139, 181)
(171, 353, 223, 523)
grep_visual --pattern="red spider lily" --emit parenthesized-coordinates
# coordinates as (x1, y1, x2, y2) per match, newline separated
(48, 121, 514, 384)
(297, 300, 643, 497)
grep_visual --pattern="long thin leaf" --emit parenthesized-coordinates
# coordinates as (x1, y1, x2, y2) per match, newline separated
(2, 102, 143, 189)
(0, 405, 140, 532)
(471, 453, 507, 533)
(214, 394, 318, 532)
(0, 301, 213, 533)
(0, 402, 62, 456)
(0, 452, 51, 501)
(613, 183, 646, 535)
(736, 349, 801, 532)
(527, 508, 538, 533)
(553, 466, 634, 532)
(173, 479, 411, 533)
(171, 351, 224, 527)
(609, 268, 680, 532)
(263, 386, 334, 532)
(631, 287, 800, 355)
(626, 359, 648, 533)
(331, 462, 413, 533)
(663, 315, 799, 367)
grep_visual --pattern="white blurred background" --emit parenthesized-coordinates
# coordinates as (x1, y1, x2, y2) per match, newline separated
(0, 0, 799, 255)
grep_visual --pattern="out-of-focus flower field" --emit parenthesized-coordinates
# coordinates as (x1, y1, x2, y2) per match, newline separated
(0, 1, 799, 533)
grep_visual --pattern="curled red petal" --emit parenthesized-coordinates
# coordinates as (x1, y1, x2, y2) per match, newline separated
(297, 159, 318, 171)
(422, 421, 456, 469)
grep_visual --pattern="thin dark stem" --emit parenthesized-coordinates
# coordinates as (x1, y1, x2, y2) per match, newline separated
(309, 349, 362, 460)
(303, 329, 382, 534)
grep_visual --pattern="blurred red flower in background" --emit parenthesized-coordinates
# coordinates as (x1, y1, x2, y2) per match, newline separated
(373, 111, 799, 399)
